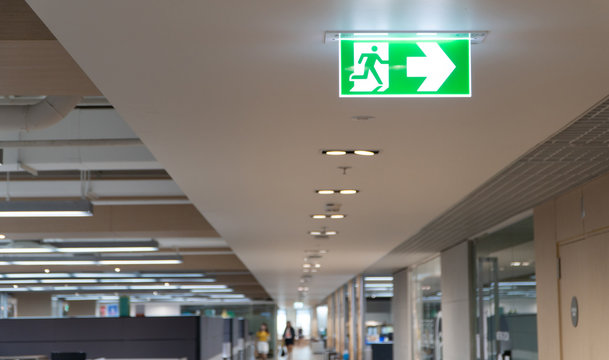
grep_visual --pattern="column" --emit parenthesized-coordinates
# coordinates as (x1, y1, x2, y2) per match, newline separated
(440, 241, 476, 360)
(392, 268, 412, 360)
(356, 275, 365, 360)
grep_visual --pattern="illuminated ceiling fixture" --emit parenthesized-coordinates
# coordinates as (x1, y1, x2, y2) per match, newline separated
(316, 189, 359, 195)
(311, 214, 345, 219)
(0, 200, 93, 217)
(0, 234, 5, 240)
(97, 256, 182, 265)
(510, 261, 522, 267)
(0, 255, 182, 266)
(324, 150, 347, 156)
(0, 244, 54, 254)
(322, 150, 379, 156)
(53, 240, 159, 253)
(309, 230, 338, 236)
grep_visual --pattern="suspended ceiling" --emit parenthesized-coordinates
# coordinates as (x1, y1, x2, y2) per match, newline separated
(25, 0, 609, 305)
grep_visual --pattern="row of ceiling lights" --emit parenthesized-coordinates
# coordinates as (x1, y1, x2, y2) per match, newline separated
(298, 149, 380, 297)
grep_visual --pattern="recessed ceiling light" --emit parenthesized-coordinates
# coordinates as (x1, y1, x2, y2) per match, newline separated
(311, 214, 345, 219)
(353, 150, 376, 156)
(324, 150, 347, 156)
(308, 231, 338, 236)
(314, 264, 321, 268)
(0, 234, 5, 240)
(114, 267, 121, 272)
(44, 269, 50, 273)
(316, 189, 359, 195)
(303, 264, 312, 268)
(322, 150, 379, 156)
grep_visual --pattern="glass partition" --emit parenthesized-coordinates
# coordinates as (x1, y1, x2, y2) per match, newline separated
(411, 257, 442, 360)
(474, 216, 537, 360)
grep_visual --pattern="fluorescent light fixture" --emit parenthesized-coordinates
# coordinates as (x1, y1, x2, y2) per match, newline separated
(130, 285, 179, 290)
(316, 190, 335, 195)
(209, 294, 246, 299)
(0, 287, 27, 291)
(140, 273, 204, 278)
(339, 189, 358, 194)
(12, 260, 97, 266)
(180, 284, 228, 289)
(159, 278, 215, 283)
(98, 258, 181, 265)
(365, 283, 393, 288)
(191, 289, 234, 293)
(80, 286, 129, 291)
(0, 200, 93, 217)
(0, 247, 54, 253)
(99, 278, 156, 283)
(73, 272, 136, 278)
(365, 276, 393, 281)
(510, 261, 522, 267)
(312, 215, 327, 219)
(330, 214, 345, 219)
(0, 279, 39, 284)
(54, 240, 159, 253)
(0, 234, 5, 240)
(6, 273, 71, 278)
(40, 279, 98, 284)
(314, 264, 321, 268)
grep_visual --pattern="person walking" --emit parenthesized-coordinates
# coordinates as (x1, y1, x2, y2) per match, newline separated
(255, 323, 270, 360)
(282, 321, 296, 355)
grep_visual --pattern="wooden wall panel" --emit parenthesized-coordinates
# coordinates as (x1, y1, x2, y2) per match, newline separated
(534, 200, 561, 360)
(555, 188, 584, 241)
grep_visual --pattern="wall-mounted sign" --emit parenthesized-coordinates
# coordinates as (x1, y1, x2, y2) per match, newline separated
(337, 33, 472, 98)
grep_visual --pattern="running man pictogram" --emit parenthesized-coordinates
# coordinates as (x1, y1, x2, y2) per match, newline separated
(350, 45, 389, 86)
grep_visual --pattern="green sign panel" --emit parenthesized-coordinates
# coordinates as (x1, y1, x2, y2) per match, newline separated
(339, 33, 471, 97)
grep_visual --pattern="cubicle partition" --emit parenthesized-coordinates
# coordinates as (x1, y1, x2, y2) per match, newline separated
(0, 317, 199, 359)
(200, 316, 226, 360)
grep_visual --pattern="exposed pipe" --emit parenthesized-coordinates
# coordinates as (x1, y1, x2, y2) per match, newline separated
(0, 96, 82, 131)
(0, 138, 142, 148)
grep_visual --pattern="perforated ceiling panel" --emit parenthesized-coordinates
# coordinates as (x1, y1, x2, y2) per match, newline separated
(369, 95, 609, 273)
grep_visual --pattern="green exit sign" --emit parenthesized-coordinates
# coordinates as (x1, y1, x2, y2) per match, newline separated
(338, 33, 472, 97)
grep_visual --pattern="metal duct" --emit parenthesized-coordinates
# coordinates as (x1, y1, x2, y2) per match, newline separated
(0, 95, 81, 131)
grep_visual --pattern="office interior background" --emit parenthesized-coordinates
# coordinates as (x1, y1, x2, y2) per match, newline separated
(0, 0, 607, 359)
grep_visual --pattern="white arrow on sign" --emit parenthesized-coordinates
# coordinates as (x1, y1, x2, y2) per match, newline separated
(406, 42, 456, 92)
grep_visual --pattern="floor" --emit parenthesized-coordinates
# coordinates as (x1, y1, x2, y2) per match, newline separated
(277, 344, 325, 360)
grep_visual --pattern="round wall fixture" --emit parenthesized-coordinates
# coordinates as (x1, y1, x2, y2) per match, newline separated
(570, 296, 579, 327)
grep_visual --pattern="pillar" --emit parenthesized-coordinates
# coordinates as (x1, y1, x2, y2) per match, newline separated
(392, 268, 412, 360)
(440, 241, 476, 360)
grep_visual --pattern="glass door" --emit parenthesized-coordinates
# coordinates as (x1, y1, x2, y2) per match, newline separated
(477, 257, 500, 360)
